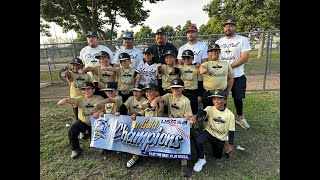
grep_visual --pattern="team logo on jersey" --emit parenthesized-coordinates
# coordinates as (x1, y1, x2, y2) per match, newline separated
(83, 103, 95, 116)
(102, 72, 111, 77)
(123, 74, 133, 78)
(212, 65, 222, 69)
(184, 69, 193, 73)
(76, 77, 85, 81)
(213, 117, 225, 124)
(133, 104, 139, 111)
(171, 103, 180, 110)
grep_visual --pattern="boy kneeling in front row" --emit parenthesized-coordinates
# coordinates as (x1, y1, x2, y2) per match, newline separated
(189, 89, 235, 172)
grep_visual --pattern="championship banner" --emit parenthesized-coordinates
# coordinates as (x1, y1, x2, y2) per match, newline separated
(90, 114, 191, 160)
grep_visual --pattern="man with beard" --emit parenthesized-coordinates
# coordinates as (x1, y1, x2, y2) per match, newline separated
(177, 25, 208, 67)
(80, 31, 114, 85)
(150, 28, 178, 95)
(215, 18, 251, 129)
(111, 32, 144, 69)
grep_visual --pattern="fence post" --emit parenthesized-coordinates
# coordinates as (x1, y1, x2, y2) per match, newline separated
(72, 41, 76, 58)
(263, 32, 271, 91)
(268, 33, 273, 74)
(46, 48, 54, 84)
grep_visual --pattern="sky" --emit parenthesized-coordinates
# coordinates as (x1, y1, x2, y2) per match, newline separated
(40, 0, 211, 43)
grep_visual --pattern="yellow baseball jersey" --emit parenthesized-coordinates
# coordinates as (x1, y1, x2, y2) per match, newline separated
(98, 95, 123, 114)
(160, 65, 180, 90)
(178, 64, 202, 90)
(204, 106, 235, 141)
(143, 100, 164, 117)
(116, 67, 136, 92)
(202, 61, 232, 90)
(124, 96, 147, 115)
(68, 71, 93, 98)
(73, 95, 104, 125)
(162, 93, 193, 118)
(92, 66, 116, 89)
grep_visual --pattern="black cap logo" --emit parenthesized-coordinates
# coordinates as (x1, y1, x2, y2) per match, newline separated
(173, 80, 178, 85)
(214, 90, 219, 95)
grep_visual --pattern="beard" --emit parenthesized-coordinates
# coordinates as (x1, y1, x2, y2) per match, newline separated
(225, 30, 235, 37)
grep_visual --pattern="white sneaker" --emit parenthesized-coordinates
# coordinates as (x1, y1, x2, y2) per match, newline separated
(236, 116, 250, 129)
(193, 155, 206, 172)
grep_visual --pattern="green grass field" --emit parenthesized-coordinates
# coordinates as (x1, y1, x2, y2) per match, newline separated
(40, 91, 280, 179)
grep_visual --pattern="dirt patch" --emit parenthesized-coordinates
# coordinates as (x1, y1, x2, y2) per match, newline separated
(40, 74, 280, 99)
(40, 82, 69, 99)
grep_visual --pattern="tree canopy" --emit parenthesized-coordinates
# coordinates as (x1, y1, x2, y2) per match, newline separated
(201, 0, 280, 33)
(40, 0, 163, 40)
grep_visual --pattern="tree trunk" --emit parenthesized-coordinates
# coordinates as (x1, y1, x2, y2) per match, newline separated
(110, 10, 117, 41)
(92, 0, 98, 33)
(68, 0, 87, 36)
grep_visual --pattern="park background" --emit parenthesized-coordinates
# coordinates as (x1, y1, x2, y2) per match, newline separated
(40, 0, 280, 179)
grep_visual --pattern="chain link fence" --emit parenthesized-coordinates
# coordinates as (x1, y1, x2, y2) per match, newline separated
(40, 30, 280, 99)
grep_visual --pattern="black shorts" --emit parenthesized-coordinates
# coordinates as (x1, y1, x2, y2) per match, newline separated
(231, 75, 246, 100)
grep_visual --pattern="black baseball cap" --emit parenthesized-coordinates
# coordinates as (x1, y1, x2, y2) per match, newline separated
(143, 47, 154, 54)
(118, 52, 131, 61)
(81, 82, 95, 89)
(132, 84, 145, 91)
(186, 25, 198, 33)
(222, 18, 237, 26)
(86, 31, 98, 37)
(207, 44, 221, 52)
(100, 82, 117, 91)
(156, 28, 167, 34)
(69, 58, 83, 65)
(207, 89, 227, 99)
(122, 32, 134, 39)
(181, 49, 194, 57)
(163, 50, 176, 57)
(170, 78, 184, 88)
(143, 83, 158, 91)
(95, 51, 110, 59)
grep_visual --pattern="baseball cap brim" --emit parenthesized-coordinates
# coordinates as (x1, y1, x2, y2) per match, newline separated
(81, 86, 94, 89)
(181, 55, 194, 57)
(69, 62, 83, 65)
(119, 58, 130, 61)
(100, 88, 115, 91)
(207, 48, 221, 52)
(86, 34, 97, 37)
(223, 22, 236, 26)
(170, 85, 184, 88)
(95, 55, 109, 59)
(131, 88, 143, 91)
(207, 94, 226, 98)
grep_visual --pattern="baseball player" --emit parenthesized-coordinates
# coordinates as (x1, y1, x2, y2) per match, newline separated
(57, 82, 104, 158)
(102, 52, 140, 102)
(79, 31, 114, 83)
(111, 32, 144, 69)
(117, 84, 147, 116)
(135, 47, 159, 86)
(150, 78, 193, 177)
(157, 50, 180, 95)
(61, 57, 94, 139)
(125, 83, 164, 168)
(199, 44, 234, 109)
(189, 89, 235, 173)
(79, 51, 116, 99)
